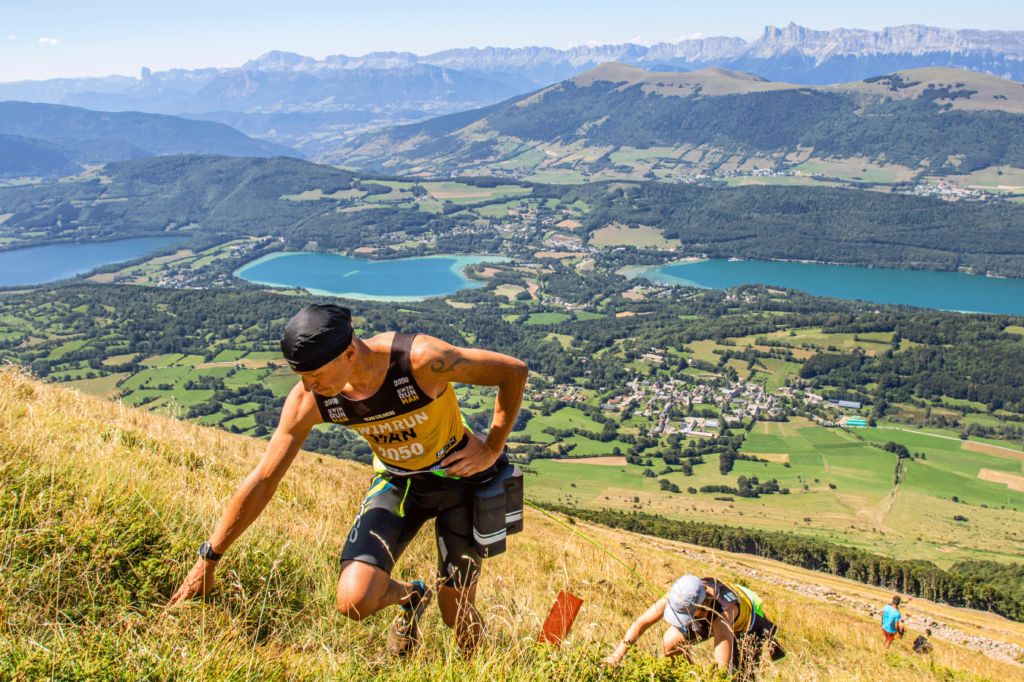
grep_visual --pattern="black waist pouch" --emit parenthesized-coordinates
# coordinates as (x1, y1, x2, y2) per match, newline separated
(472, 460, 524, 558)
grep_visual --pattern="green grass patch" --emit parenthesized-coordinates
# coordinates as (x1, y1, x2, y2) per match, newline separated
(67, 373, 128, 397)
(141, 354, 184, 368)
(46, 340, 87, 360)
(524, 312, 570, 325)
(213, 349, 247, 362)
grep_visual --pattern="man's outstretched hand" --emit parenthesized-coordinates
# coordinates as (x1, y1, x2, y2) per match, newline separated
(167, 558, 217, 606)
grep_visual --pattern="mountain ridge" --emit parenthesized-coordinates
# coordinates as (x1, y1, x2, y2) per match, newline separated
(229, 23, 1024, 77)
(2, 23, 1020, 110)
(3, 23, 1020, 157)
(334, 64, 1024, 178)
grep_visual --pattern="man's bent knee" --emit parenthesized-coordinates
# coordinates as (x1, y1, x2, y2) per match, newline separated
(337, 559, 390, 621)
(662, 627, 691, 660)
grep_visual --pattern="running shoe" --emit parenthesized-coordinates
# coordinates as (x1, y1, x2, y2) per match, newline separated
(387, 580, 433, 657)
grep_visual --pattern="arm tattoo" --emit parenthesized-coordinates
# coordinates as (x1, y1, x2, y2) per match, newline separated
(424, 338, 466, 374)
(430, 358, 470, 374)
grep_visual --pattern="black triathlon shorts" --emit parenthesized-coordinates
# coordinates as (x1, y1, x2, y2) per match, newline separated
(733, 613, 785, 671)
(341, 455, 509, 589)
(678, 613, 784, 669)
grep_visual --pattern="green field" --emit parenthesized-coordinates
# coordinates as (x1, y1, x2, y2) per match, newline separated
(44, 339, 286, 439)
(589, 224, 679, 248)
(419, 182, 531, 204)
(525, 418, 1024, 567)
(524, 312, 571, 325)
(522, 170, 591, 184)
(475, 203, 517, 218)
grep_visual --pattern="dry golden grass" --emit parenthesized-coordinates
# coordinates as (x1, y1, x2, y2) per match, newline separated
(977, 469, 1024, 492)
(754, 453, 791, 464)
(0, 366, 1019, 680)
(962, 440, 1024, 464)
(533, 252, 586, 259)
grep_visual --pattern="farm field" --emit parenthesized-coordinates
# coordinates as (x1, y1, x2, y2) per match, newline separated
(56, 346, 284, 434)
(791, 158, 917, 183)
(525, 417, 1024, 567)
(420, 181, 531, 203)
(589, 223, 680, 248)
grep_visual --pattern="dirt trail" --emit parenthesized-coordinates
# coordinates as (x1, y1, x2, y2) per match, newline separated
(878, 477, 900, 530)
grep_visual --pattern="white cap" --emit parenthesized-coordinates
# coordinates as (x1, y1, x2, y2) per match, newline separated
(664, 575, 707, 629)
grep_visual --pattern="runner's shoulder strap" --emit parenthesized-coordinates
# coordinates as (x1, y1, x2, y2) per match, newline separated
(390, 332, 417, 374)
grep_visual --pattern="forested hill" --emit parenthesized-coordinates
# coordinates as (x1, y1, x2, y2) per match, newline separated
(0, 134, 92, 178)
(0, 102, 301, 168)
(564, 181, 1024, 276)
(335, 65, 1024, 176)
(3, 155, 1024, 276)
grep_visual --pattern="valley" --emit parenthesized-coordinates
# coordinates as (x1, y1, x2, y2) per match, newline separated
(5, 10, 1024, 681)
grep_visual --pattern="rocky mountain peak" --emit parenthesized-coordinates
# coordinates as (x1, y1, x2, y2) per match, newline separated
(242, 51, 319, 72)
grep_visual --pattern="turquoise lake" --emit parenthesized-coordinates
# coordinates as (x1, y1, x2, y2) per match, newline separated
(234, 253, 507, 301)
(0, 237, 186, 287)
(628, 259, 1024, 315)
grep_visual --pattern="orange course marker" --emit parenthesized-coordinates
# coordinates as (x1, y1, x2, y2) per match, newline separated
(538, 590, 584, 645)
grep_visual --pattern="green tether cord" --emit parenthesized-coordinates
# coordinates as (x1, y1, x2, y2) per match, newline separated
(398, 477, 411, 518)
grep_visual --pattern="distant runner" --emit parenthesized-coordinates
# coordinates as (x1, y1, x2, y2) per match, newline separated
(912, 628, 933, 654)
(169, 304, 528, 657)
(604, 574, 785, 678)
(881, 595, 905, 650)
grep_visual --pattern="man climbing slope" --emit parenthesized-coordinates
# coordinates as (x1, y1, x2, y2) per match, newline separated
(604, 574, 785, 679)
(169, 304, 528, 657)
(881, 595, 905, 651)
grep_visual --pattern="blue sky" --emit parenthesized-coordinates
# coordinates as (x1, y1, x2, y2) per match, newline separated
(2, 0, 1021, 82)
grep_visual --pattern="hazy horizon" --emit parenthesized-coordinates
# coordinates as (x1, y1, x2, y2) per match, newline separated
(3, 0, 1023, 83)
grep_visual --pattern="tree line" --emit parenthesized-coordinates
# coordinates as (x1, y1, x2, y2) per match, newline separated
(540, 504, 1024, 622)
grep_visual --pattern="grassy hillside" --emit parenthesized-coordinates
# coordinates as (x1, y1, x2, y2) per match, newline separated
(333, 65, 1024, 180)
(3, 366, 1022, 680)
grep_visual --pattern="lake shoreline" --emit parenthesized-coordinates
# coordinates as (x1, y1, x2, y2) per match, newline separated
(623, 256, 1021, 282)
(0, 236, 188, 288)
(622, 258, 1024, 315)
(234, 252, 509, 301)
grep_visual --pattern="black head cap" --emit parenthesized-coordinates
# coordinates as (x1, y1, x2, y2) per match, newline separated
(281, 304, 353, 372)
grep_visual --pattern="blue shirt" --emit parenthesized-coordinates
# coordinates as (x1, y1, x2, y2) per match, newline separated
(882, 605, 902, 633)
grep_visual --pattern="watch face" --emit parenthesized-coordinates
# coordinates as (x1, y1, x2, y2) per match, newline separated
(198, 542, 220, 560)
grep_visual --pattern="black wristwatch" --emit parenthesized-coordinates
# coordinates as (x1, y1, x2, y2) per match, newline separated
(197, 541, 222, 562)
